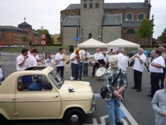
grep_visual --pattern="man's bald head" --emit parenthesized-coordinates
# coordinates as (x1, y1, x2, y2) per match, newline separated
(158, 46, 164, 53)
(138, 48, 144, 55)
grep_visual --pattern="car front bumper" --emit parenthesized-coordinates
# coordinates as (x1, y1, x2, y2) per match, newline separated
(89, 95, 96, 114)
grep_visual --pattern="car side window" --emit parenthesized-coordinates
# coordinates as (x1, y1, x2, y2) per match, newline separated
(17, 75, 52, 92)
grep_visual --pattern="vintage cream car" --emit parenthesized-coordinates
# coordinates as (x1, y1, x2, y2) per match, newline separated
(0, 66, 95, 125)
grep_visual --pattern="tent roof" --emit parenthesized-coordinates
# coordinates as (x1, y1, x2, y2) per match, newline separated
(107, 38, 140, 48)
(78, 38, 107, 48)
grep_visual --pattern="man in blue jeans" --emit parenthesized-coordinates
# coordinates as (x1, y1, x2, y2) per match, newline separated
(104, 55, 127, 125)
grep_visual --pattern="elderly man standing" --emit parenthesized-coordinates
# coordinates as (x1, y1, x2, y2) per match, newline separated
(117, 49, 128, 87)
(148, 50, 165, 97)
(131, 48, 146, 92)
(151, 78, 166, 125)
(158, 46, 166, 89)
(104, 55, 127, 125)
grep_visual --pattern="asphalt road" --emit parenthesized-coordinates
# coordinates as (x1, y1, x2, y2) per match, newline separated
(0, 53, 155, 125)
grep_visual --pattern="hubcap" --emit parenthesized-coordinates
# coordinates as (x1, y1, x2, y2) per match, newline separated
(70, 114, 79, 122)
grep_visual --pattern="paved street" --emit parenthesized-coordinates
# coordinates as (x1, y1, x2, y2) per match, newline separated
(0, 53, 155, 125)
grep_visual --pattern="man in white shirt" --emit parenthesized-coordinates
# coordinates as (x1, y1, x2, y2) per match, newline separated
(27, 49, 39, 67)
(103, 51, 109, 68)
(158, 46, 166, 89)
(55, 48, 65, 78)
(16, 48, 29, 71)
(148, 50, 165, 97)
(131, 48, 146, 92)
(92, 48, 104, 78)
(117, 49, 129, 86)
(83, 48, 90, 77)
(28, 46, 41, 63)
(70, 49, 79, 80)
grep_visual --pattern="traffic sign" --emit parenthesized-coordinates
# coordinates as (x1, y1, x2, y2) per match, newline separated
(73, 37, 81, 41)
(40, 39, 46, 46)
(40, 34, 46, 39)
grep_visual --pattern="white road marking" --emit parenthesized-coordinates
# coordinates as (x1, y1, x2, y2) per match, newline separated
(0, 61, 11, 65)
(121, 104, 139, 125)
(84, 115, 128, 125)
(0, 61, 5, 65)
(4, 61, 16, 65)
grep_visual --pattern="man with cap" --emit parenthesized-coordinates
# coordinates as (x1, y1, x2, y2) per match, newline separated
(148, 50, 165, 97)
(104, 55, 127, 125)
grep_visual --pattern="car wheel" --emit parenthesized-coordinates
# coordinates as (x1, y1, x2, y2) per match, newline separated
(0, 114, 7, 125)
(64, 109, 85, 125)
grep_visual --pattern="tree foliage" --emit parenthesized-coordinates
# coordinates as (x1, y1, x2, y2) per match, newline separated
(159, 28, 166, 43)
(22, 36, 28, 42)
(136, 18, 153, 41)
(37, 29, 52, 44)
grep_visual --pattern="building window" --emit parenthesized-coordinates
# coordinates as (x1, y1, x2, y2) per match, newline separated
(126, 13, 133, 20)
(89, 33, 92, 39)
(61, 14, 65, 22)
(84, 3, 87, 8)
(95, 3, 99, 8)
(138, 13, 145, 20)
(70, 13, 76, 16)
(126, 29, 135, 34)
(89, 3, 93, 8)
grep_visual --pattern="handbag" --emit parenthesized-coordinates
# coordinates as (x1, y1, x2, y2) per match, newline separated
(100, 69, 121, 99)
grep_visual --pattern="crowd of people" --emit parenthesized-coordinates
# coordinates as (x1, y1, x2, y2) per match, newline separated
(0, 45, 166, 125)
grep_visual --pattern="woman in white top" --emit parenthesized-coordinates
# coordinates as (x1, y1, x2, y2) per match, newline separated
(0, 66, 4, 82)
(44, 52, 52, 66)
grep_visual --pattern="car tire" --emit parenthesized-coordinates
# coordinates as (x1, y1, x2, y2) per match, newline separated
(64, 109, 85, 125)
(0, 114, 7, 125)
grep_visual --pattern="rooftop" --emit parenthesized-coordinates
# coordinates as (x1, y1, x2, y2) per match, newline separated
(65, 2, 148, 10)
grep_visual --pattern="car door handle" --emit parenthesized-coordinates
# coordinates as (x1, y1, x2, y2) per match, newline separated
(55, 95, 58, 98)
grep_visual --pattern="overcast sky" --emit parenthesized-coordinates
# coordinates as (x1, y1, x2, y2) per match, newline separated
(0, 0, 165, 38)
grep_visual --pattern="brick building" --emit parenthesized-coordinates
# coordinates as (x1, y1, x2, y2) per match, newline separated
(60, 0, 153, 46)
(0, 20, 40, 45)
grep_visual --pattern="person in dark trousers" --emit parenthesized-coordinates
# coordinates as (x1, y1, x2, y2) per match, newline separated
(148, 50, 165, 97)
(70, 49, 80, 80)
(158, 46, 166, 89)
(83, 48, 90, 76)
(131, 48, 146, 92)
(55, 48, 65, 78)
(91, 48, 100, 78)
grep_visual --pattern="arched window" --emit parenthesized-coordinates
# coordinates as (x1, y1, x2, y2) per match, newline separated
(138, 13, 145, 20)
(126, 29, 135, 34)
(70, 13, 76, 16)
(89, 3, 93, 8)
(84, 3, 87, 8)
(89, 33, 92, 39)
(95, 3, 99, 8)
(61, 14, 65, 21)
(126, 13, 133, 20)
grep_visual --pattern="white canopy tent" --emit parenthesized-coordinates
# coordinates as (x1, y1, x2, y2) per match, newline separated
(107, 38, 140, 50)
(77, 38, 107, 49)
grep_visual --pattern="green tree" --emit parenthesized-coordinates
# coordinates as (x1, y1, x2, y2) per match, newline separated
(159, 28, 166, 43)
(37, 29, 52, 44)
(136, 18, 153, 43)
(57, 35, 61, 43)
(22, 36, 29, 45)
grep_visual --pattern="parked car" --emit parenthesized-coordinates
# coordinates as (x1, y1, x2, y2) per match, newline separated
(127, 50, 138, 58)
(0, 66, 96, 125)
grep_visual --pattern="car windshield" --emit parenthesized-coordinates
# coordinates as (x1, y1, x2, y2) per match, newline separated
(48, 69, 64, 89)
